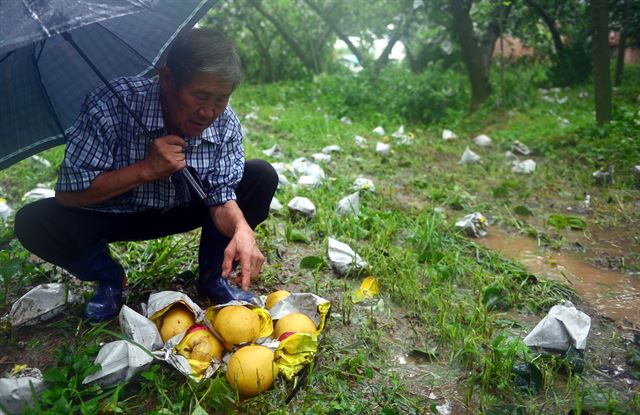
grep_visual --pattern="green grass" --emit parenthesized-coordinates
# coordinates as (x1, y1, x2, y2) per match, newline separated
(1, 63, 639, 414)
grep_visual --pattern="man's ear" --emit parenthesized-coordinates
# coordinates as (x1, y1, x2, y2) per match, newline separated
(159, 67, 173, 91)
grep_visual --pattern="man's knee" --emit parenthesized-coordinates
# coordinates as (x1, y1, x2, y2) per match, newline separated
(14, 201, 43, 248)
(245, 159, 278, 193)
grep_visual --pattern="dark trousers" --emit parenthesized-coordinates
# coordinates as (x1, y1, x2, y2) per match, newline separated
(14, 159, 278, 279)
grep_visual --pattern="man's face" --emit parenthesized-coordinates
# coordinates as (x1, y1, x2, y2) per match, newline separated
(161, 69, 233, 137)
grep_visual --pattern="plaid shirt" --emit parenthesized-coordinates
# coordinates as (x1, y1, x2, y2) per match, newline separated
(56, 77, 244, 212)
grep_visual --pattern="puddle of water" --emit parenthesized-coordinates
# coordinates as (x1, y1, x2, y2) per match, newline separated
(479, 227, 640, 325)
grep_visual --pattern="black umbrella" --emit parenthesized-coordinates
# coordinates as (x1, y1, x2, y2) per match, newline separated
(0, 0, 215, 197)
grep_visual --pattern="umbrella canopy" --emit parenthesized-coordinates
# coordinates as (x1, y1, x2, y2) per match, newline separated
(0, 0, 215, 170)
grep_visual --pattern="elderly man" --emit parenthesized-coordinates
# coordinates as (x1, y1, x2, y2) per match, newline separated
(14, 28, 277, 322)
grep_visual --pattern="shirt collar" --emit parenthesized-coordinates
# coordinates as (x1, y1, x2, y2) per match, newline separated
(139, 79, 219, 145)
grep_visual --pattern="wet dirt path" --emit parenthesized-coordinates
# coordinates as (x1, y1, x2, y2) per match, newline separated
(479, 227, 640, 326)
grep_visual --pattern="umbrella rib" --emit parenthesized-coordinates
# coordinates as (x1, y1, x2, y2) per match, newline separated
(93, 22, 157, 77)
(31, 42, 66, 142)
(19, 0, 51, 38)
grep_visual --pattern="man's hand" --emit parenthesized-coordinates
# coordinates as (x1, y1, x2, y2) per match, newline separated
(221, 224, 265, 291)
(143, 135, 186, 181)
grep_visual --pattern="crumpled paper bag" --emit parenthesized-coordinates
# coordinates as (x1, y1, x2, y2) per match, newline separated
(376, 142, 390, 156)
(511, 140, 531, 156)
(291, 157, 325, 181)
(271, 293, 331, 380)
(82, 340, 154, 386)
(288, 196, 316, 217)
(270, 197, 284, 211)
(352, 177, 375, 192)
(22, 187, 55, 202)
(523, 301, 591, 351)
(327, 237, 368, 276)
(9, 283, 81, 327)
(458, 147, 481, 164)
(354, 135, 368, 148)
(512, 159, 536, 174)
(119, 305, 163, 351)
(322, 145, 341, 153)
(336, 192, 360, 216)
(0, 367, 44, 414)
(262, 144, 284, 158)
(473, 134, 492, 147)
(455, 212, 488, 237)
(442, 129, 457, 140)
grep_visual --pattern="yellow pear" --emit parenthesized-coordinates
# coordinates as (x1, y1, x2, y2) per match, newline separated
(175, 325, 223, 362)
(273, 312, 316, 339)
(226, 345, 278, 396)
(265, 290, 291, 309)
(213, 305, 260, 346)
(160, 303, 195, 342)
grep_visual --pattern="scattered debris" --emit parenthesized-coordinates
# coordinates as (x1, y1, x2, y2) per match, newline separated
(291, 158, 325, 181)
(512, 159, 536, 174)
(340, 116, 353, 125)
(455, 212, 488, 237)
(30, 154, 51, 167)
(442, 129, 457, 140)
(391, 125, 412, 144)
(83, 340, 155, 387)
(354, 135, 368, 148)
(0, 367, 45, 414)
(262, 144, 284, 158)
(244, 111, 258, 121)
(593, 166, 614, 185)
(504, 150, 519, 163)
(523, 301, 591, 351)
(327, 237, 367, 276)
(511, 140, 531, 156)
(22, 186, 55, 202)
(352, 177, 375, 192)
(458, 147, 480, 164)
(270, 197, 283, 211)
(311, 153, 331, 163)
(322, 144, 341, 153)
(0, 198, 11, 221)
(288, 196, 316, 217)
(336, 192, 360, 216)
(9, 283, 81, 327)
(297, 175, 323, 188)
(351, 276, 379, 304)
(372, 126, 385, 136)
(376, 142, 391, 156)
(472, 134, 492, 147)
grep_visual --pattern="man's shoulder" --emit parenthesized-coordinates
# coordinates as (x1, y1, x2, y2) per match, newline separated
(88, 76, 156, 103)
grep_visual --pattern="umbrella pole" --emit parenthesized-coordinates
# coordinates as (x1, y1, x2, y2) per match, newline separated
(61, 33, 207, 201)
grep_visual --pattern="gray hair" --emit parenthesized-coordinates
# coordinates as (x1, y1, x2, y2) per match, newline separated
(166, 28, 242, 88)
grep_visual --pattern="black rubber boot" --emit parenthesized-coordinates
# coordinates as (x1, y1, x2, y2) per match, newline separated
(65, 242, 125, 322)
(197, 221, 258, 305)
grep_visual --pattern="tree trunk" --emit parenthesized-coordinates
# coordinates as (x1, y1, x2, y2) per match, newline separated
(614, 0, 630, 86)
(448, 0, 491, 112)
(523, 0, 564, 54)
(591, 0, 612, 124)
(246, 0, 321, 74)
(303, 0, 366, 69)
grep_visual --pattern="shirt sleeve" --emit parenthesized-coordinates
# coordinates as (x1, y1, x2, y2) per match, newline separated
(202, 108, 244, 207)
(55, 92, 116, 192)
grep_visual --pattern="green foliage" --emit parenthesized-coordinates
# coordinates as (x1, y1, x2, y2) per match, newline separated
(547, 214, 588, 231)
(547, 42, 593, 87)
(317, 64, 468, 125)
(25, 344, 107, 414)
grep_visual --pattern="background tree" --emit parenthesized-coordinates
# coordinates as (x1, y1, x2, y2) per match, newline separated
(591, 0, 612, 124)
(446, 0, 513, 111)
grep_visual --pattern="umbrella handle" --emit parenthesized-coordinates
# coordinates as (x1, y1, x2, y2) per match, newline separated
(62, 33, 207, 201)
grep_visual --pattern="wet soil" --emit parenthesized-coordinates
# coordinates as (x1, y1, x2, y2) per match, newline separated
(480, 227, 640, 327)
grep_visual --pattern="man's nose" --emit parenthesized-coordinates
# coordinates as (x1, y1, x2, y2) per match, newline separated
(197, 106, 216, 120)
